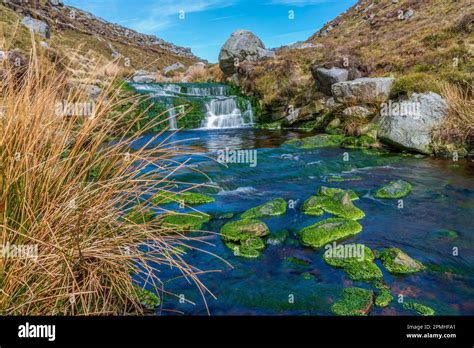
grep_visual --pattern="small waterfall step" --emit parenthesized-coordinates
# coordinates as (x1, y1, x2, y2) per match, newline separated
(130, 82, 254, 130)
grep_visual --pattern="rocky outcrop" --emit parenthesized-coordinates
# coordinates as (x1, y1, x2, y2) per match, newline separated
(342, 106, 371, 119)
(132, 70, 156, 83)
(377, 92, 448, 154)
(332, 77, 395, 104)
(163, 62, 185, 74)
(21, 16, 50, 38)
(312, 67, 349, 95)
(219, 30, 275, 76)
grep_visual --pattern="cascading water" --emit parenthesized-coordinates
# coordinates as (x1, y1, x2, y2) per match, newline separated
(130, 83, 254, 130)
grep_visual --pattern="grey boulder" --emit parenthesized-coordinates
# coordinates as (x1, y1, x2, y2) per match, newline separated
(332, 77, 395, 104)
(377, 92, 449, 154)
(22, 16, 50, 38)
(312, 67, 349, 95)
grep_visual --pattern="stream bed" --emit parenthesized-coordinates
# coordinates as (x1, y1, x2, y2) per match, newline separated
(130, 128, 474, 316)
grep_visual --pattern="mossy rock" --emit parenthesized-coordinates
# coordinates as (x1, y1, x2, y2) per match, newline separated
(318, 186, 359, 200)
(327, 175, 362, 183)
(124, 208, 155, 224)
(266, 229, 289, 246)
(285, 134, 346, 149)
(375, 288, 393, 308)
(375, 180, 412, 199)
(380, 248, 426, 274)
(241, 198, 287, 219)
(134, 285, 161, 311)
(301, 272, 315, 280)
(301, 195, 325, 216)
(324, 244, 382, 281)
(220, 219, 270, 242)
(303, 192, 365, 220)
(152, 191, 215, 206)
(162, 212, 211, 230)
(432, 229, 458, 239)
(225, 241, 262, 258)
(403, 301, 435, 316)
(331, 287, 374, 316)
(341, 135, 378, 149)
(299, 218, 362, 249)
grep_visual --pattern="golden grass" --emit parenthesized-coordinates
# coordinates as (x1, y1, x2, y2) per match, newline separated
(432, 82, 474, 151)
(0, 45, 220, 315)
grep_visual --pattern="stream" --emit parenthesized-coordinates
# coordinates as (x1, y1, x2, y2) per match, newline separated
(129, 83, 474, 316)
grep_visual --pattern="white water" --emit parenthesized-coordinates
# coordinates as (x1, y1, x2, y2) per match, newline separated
(130, 83, 254, 130)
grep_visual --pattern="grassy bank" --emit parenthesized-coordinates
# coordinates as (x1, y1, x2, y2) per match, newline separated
(0, 49, 214, 315)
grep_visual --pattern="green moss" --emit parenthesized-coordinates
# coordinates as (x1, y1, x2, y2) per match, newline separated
(255, 121, 282, 130)
(124, 208, 155, 224)
(390, 73, 440, 99)
(173, 98, 206, 129)
(162, 212, 211, 230)
(224, 239, 264, 258)
(341, 135, 378, 149)
(327, 175, 362, 183)
(134, 285, 161, 311)
(220, 219, 270, 242)
(285, 134, 346, 149)
(301, 272, 315, 280)
(324, 244, 382, 281)
(152, 191, 215, 206)
(241, 198, 287, 219)
(299, 218, 362, 248)
(375, 289, 393, 308)
(285, 256, 311, 267)
(331, 287, 374, 316)
(318, 186, 359, 200)
(432, 229, 458, 239)
(375, 180, 412, 199)
(301, 196, 325, 216)
(303, 192, 365, 220)
(403, 301, 435, 316)
(266, 229, 289, 246)
(380, 248, 426, 274)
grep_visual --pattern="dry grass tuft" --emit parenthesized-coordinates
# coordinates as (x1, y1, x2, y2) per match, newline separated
(0, 46, 219, 315)
(433, 82, 474, 151)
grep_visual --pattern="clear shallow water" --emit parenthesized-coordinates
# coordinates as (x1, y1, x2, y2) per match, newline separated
(131, 129, 474, 316)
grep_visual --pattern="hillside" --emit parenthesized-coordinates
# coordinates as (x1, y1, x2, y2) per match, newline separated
(233, 0, 472, 119)
(0, 0, 202, 75)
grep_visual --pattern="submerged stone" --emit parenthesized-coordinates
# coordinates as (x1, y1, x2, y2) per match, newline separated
(124, 208, 155, 224)
(318, 186, 359, 200)
(380, 248, 425, 274)
(375, 288, 393, 307)
(241, 198, 287, 219)
(299, 218, 362, 248)
(285, 134, 346, 149)
(301, 272, 315, 280)
(285, 256, 312, 267)
(162, 212, 211, 230)
(266, 229, 289, 246)
(375, 179, 412, 199)
(152, 191, 215, 206)
(324, 244, 382, 281)
(327, 175, 363, 183)
(220, 219, 270, 242)
(134, 285, 161, 311)
(331, 287, 374, 316)
(403, 301, 435, 316)
(225, 242, 261, 258)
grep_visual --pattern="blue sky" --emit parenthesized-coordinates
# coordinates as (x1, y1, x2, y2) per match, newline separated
(64, 0, 357, 63)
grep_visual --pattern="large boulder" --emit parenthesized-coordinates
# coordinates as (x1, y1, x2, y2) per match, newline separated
(312, 67, 349, 95)
(377, 92, 448, 154)
(21, 16, 50, 38)
(332, 77, 395, 104)
(219, 30, 275, 76)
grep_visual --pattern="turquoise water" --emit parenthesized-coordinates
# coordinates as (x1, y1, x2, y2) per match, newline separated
(131, 128, 474, 316)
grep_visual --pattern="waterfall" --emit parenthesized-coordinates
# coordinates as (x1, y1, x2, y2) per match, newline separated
(129, 82, 254, 130)
(202, 97, 253, 129)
